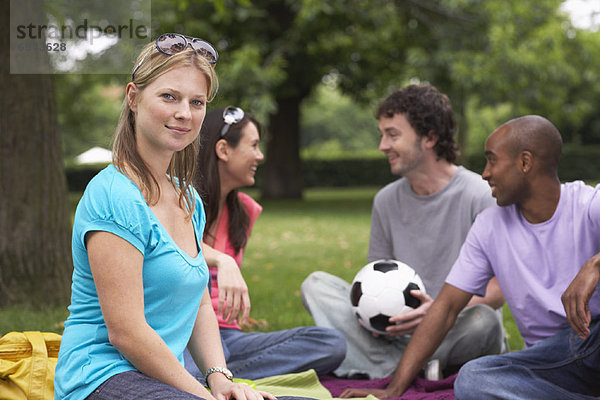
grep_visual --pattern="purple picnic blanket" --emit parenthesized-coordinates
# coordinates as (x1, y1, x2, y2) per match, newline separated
(319, 373, 456, 400)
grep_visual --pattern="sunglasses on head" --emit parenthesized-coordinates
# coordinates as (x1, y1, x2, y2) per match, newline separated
(132, 33, 219, 81)
(220, 106, 245, 137)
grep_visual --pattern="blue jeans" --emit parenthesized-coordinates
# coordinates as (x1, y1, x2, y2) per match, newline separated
(455, 317, 600, 399)
(86, 370, 316, 400)
(86, 370, 206, 399)
(184, 326, 346, 380)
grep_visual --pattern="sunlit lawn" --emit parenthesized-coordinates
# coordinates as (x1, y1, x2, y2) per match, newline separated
(0, 186, 524, 352)
(241, 187, 374, 330)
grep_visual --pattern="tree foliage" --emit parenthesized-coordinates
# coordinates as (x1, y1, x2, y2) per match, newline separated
(57, 74, 125, 161)
(58, 0, 600, 195)
(146, 0, 598, 196)
(301, 84, 380, 159)
(153, 0, 431, 197)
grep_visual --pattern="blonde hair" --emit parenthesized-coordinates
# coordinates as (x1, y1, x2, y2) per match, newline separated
(112, 41, 219, 219)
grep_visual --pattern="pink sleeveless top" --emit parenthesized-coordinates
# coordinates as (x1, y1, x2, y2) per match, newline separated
(207, 192, 262, 329)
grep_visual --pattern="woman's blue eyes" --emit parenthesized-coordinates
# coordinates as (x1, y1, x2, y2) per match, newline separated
(161, 93, 204, 106)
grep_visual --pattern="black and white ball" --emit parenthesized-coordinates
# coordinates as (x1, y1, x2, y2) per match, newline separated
(350, 259, 426, 334)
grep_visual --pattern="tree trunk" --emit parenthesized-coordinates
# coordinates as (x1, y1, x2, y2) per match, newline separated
(0, 1, 72, 307)
(261, 95, 304, 199)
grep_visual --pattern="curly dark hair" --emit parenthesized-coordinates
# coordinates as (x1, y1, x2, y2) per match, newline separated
(375, 84, 459, 163)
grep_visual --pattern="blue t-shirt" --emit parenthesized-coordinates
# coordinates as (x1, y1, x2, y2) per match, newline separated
(54, 165, 209, 400)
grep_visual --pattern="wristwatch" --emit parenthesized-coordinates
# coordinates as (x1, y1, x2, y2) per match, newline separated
(204, 366, 233, 383)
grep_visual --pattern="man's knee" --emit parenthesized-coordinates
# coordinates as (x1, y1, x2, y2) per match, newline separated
(464, 304, 499, 327)
(301, 271, 322, 310)
(463, 304, 504, 352)
(301, 271, 328, 295)
(454, 357, 488, 399)
(301, 271, 337, 307)
(454, 362, 476, 399)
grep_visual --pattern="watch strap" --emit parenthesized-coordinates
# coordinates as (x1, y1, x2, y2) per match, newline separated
(204, 366, 233, 384)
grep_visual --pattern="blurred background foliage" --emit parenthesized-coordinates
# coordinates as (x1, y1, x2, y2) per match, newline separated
(57, 0, 600, 192)
(4, 0, 599, 332)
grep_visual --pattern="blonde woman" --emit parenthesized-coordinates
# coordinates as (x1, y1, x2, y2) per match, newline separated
(54, 34, 285, 400)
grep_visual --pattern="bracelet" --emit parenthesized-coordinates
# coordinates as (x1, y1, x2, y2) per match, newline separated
(204, 366, 233, 384)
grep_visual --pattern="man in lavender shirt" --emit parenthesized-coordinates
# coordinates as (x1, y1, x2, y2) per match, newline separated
(341, 115, 600, 400)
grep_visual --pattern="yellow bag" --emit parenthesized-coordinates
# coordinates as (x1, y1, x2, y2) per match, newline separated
(0, 331, 61, 400)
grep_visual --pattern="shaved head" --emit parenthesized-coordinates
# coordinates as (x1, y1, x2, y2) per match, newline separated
(495, 115, 563, 174)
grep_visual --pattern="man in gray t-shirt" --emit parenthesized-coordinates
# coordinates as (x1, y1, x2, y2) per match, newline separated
(369, 166, 493, 299)
(301, 84, 505, 379)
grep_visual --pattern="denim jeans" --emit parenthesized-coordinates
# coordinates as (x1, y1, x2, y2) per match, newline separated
(184, 326, 346, 381)
(86, 370, 317, 400)
(454, 317, 600, 399)
(86, 370, 206, 399)
(301, 271, 505, 379)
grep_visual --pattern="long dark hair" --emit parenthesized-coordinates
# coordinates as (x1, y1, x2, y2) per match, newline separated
(195, 107, 261, 254)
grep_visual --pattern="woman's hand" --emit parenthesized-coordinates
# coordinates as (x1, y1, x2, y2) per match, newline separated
(209, 378, 277, 400)
(201, 242, 251, 325)
(215, 253, 251, 325)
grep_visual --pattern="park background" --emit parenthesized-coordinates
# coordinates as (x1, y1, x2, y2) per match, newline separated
(2, 0, 600, 353)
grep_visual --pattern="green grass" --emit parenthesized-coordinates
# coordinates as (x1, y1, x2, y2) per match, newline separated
(242, 187, 375, 329)
(0, 306, 68, 335)
(0, 186, 524, 351)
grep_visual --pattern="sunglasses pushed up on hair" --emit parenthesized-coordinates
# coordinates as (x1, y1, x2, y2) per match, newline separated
(132, 33, 219, 81)
(220, 106, 245, 137)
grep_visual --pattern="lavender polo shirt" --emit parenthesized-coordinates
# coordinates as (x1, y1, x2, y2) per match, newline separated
(446, 181, 600, 347)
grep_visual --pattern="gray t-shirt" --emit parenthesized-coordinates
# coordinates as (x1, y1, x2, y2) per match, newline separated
(368, 166, 494, 298)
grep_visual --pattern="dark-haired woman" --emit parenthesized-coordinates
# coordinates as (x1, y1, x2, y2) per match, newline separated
(185, 107, 346, 380)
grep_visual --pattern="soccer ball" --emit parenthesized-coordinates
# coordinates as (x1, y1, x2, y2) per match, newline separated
(350, 259, 426, 335)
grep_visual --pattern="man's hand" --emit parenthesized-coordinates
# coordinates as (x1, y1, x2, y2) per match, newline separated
(561, 254, 600, 339)
(384, 290, 433, 336)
